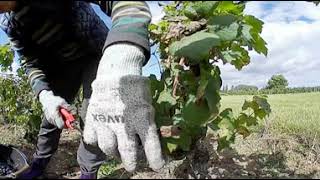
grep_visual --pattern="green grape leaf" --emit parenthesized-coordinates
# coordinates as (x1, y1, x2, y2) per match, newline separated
(244, 15, 264, 34)
(236, 113, 249, 126)
(217, 109, 235, 136)
(239, 113, 258, 127)
(255, 109, 267, 119)
(253, 35, 268, 56)
(17, 67, 26, 78)
(0, 44, 14, 72)
(216, 22, 239, 41)
(172, 113, 184, 125)
(167, 142, 178, 153)
(183, 5, 199, 20)
(237, 126, 250, 138)
(209, 120, 220, 131)
(155, 113, 172, 127)
(210, 108, 237, 147)
(241, 24, 253, 42)
(182, 94, 211, 128)
(205, 74, 221, 115)
(242, 100, 259, 111)
(208, 14, 238, 26)
(196, 78, 209, 101)
(220, 50, 242, 63)
(169, 31, 221, 63)
(208, 14, 239, 41)
(148, 23, 158, 31)
(246, 116, 258, 126)
(178, 132, 192, 151)
(220, 44, 250, 70)
(217, 134, 235, 151)
(157, 89, 177, 106)
(149, 74, 164, 99)
(217, 136, 229, 151)
(216, 1, 245, 15)
(192, 1, 219, 18)
(242, 15, 268, 56)
(253, 95, 271, 114)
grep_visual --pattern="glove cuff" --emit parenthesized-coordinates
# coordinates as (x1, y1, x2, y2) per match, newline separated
(96, 43, 145, 78)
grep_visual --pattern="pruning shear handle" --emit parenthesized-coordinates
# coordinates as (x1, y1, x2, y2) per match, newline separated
(59, 108, 82, 133)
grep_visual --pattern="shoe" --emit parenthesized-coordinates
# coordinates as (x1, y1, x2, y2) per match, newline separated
(80, 171, 97, 179)
(19, 158, 50, 179)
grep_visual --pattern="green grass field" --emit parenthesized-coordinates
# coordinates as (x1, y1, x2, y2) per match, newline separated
(221, 92, 320, 140)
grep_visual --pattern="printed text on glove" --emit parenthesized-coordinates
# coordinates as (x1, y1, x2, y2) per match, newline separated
(92, 114, 125, 123)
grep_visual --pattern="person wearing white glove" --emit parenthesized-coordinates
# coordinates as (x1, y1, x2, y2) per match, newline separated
(83, 43, 165, 172)
(38, 90, 72, 129)
(0, 1, 164, 179)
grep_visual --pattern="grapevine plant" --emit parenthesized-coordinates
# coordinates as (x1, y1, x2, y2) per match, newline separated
(0, 43, 85, 143)
(0, 44, 43, 142)
(148, 1, 272, 156)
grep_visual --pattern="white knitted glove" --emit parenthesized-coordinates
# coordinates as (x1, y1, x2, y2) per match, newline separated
(83, 43, 165, 172)
(38, 90, 71, 129)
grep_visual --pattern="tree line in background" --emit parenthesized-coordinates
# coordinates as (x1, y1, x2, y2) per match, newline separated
(222, 74, 320, 95)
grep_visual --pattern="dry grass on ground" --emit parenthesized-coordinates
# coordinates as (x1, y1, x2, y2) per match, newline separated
(1, 92, 320, 179)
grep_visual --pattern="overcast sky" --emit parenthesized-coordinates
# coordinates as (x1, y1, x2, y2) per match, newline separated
(0, 2, 319, 88)
(220, 1, 320, 88)
(144, 1, 320, 88)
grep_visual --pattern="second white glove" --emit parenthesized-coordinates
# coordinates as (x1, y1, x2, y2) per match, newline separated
(83, 43, 165, 172)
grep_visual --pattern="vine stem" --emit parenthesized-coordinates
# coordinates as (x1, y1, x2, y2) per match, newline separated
(172, 57, 185, 98)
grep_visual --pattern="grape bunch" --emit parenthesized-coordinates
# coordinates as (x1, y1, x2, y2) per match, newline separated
(0, 162, 14, 176)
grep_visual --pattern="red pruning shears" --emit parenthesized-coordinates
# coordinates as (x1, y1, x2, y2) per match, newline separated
(59, 108, 82, 133)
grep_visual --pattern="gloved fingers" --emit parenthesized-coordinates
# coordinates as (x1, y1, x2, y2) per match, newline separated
(138, 124, 165, 172)
(54, 115, 66, 129)
(135, 107, 165, 171)
(45, 109, 65, 129)
(97, 127, 118, 156)
(60, 103, 76, 114)
(116, 131, 138, 173)
(83, 123, 98, 145)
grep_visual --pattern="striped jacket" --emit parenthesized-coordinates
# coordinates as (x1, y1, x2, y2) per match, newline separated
(0, 1, 152, 97)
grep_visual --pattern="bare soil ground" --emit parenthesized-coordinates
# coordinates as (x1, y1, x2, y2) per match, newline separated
(1, 125, 320, 179)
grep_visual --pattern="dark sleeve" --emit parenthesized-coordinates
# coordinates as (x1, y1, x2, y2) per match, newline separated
(91, 1, 152, 64)
(0, 12, 51, 98)
(14, 0, 72, 15)
(21, 58, 51, 97)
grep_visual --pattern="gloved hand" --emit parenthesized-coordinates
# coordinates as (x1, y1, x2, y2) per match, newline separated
(38, 90, 71, 129)
(83, 43, 165, 172)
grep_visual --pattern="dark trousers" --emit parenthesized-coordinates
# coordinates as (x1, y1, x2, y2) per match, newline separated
(33, 55, 106, 174)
